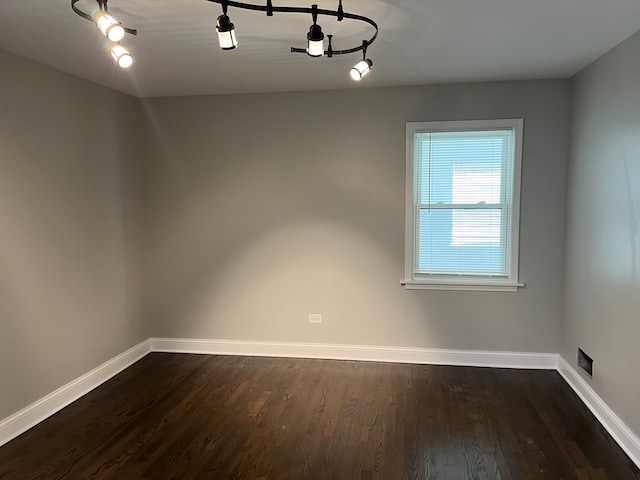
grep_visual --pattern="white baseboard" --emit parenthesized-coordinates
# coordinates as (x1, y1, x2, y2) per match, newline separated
(149, 337, 559, 370)
(0, 339, 151, 448)
(557, 356, 640, 469)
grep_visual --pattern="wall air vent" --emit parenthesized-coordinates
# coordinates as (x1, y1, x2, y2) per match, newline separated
(578, 347, 593, 377)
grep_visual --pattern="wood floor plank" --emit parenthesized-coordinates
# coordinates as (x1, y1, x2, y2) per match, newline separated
(0, 353, 639, 480)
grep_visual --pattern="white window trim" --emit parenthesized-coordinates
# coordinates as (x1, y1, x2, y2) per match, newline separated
(402, 119, 525, 292)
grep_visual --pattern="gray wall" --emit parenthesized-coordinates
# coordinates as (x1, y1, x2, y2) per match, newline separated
(562, 30, 640, 436)
(141, 80, 570, 352)
(0, 50, 145, 419)
(0, 50, 573, 424)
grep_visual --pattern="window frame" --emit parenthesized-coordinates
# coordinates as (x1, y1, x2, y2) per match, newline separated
(403, 119, 525, 292)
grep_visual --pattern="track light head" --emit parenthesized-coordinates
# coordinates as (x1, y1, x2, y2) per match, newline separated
(350, 58, 372, 81)
(216, 14, 238, 50)
(306, 24, 324, 57)
(108, 42, 133, 68)
(93, 10, 125, 42)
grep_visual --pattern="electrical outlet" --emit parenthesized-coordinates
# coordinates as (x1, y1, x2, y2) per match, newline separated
(308, 314, 322, 324)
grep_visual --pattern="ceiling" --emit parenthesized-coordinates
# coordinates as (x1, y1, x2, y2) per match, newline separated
(1, 0, 640, 98)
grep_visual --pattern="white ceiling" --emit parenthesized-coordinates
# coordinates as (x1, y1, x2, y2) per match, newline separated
(1, 0, 640, 98)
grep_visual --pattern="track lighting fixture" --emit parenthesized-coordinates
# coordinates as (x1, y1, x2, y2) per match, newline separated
(216, 1, 238, 50)
(306, 24, 325, 57)
(72, 0, 136, 69)
(350, 59, 373, 81)
(306, 5, 324, 57)
(109, 42, 133, 68)
(350, 41, 373, 81)
(307, 25, 324, 57)
(93, 10, 125, 42)
(71, 0, 378, 80)
(216, 15, 238, 50)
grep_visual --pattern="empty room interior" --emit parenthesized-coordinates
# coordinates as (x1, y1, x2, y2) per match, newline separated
(1, 0, 640, 478)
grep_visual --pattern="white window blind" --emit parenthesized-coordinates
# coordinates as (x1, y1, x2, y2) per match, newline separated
(404, 119, 523, 291)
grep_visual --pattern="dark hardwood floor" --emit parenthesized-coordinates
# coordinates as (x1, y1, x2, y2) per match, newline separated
(0, 353, 638, 479)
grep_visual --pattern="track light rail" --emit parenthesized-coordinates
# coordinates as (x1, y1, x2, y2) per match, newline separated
(71, 0, 378, 79)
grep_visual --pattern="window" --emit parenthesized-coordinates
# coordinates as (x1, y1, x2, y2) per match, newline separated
(403, 119, 524, 291)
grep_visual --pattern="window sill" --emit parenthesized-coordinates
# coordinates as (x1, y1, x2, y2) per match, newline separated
(401, 279, 524, 292)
